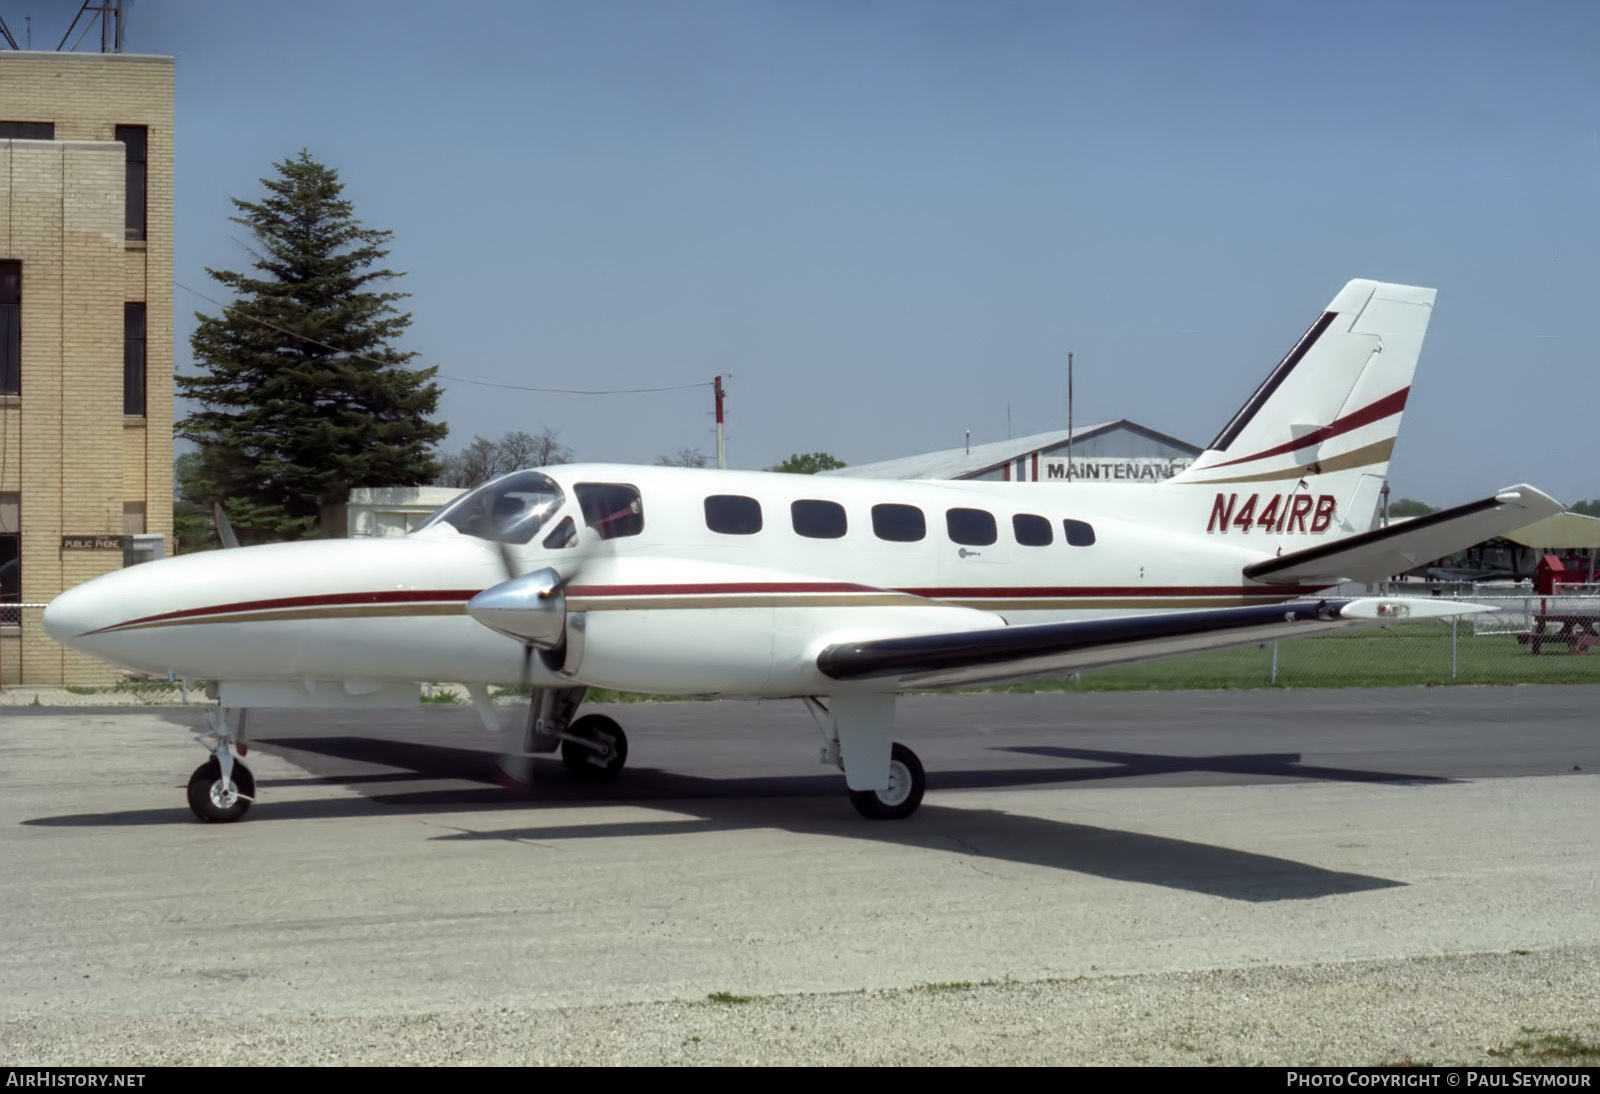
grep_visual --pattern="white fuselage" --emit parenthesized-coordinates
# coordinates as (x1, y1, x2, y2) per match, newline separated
(45, 464, 1338, 696)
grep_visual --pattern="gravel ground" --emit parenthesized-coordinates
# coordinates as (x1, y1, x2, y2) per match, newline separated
(6, 946, 1597, 1067)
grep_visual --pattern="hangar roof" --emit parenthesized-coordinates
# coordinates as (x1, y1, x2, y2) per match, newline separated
(825, 420, 1199, 481)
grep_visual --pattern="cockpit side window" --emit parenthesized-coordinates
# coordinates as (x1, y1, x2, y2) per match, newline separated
(542, 516, 577, 549)
(575, 483, 644, 540)
(413, 470, 565, 545)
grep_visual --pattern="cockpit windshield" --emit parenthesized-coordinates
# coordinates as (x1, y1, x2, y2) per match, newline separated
(415, 470, 565, 545)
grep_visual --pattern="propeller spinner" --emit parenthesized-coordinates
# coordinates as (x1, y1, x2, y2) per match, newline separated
(467, 566, 569, 650)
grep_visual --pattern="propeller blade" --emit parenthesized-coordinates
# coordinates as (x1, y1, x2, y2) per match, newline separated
(211, 503, 241, 550)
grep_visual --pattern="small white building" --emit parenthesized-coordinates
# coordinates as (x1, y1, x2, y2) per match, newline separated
(827, 421, 1201, 483)
(321, 486, 464, 538)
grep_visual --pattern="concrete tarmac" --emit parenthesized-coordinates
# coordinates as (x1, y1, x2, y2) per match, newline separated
(2, 688, 1596, 1064)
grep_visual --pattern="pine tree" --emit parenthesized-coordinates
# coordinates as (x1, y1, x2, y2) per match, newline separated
(177, 151, 447, 542)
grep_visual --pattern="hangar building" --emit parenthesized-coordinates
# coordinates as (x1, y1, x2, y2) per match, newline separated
(827, 421, 1202, 483)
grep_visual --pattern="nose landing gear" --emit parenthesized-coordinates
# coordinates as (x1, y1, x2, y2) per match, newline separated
(560, 713, 628, 781)
(188, 708, 254, 823)
(187, 755, 255, 823)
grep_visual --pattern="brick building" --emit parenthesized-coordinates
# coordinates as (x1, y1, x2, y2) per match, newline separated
(0, 51, 174, 684)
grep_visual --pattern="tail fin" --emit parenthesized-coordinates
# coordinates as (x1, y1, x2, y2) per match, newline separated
(1169, 279, 1435, 537)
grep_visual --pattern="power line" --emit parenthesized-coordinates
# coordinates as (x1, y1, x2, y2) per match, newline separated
(172, 280, 712, 397)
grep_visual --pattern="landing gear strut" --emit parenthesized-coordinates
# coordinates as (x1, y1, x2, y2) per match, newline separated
(188, 707, 255, 823)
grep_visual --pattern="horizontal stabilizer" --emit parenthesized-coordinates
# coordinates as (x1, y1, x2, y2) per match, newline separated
(817, 597, 1483, 689)
(1243, 485, 1565, 584)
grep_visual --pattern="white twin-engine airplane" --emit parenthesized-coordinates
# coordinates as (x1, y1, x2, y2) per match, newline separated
(44, 279, 1562, 824)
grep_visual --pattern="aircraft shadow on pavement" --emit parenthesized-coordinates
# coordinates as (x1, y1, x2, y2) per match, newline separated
(994, 746, 1459, 786)
(22, 734, 1409, 903)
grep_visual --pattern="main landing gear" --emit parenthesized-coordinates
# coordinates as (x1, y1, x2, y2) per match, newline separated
(188, 707, 255, 823)
(847, 742, 926, 820)
(805, 695, 927, 820)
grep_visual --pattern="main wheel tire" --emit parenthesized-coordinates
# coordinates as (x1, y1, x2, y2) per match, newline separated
(186, 757, 255, 823)
(848, 742, 926, 820)
(561, 714, 628, 782)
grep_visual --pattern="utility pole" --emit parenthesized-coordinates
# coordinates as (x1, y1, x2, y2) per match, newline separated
(1066, 351, 1074, 481)
(714, 375, 726, 469)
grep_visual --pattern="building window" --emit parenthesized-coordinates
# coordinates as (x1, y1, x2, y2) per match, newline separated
(871, 503, 925, 543)
(1013, 513, 1053, 546)
(1064, 519, 1097, 547)
(0, 122, 53, 140)
(791, 499, 847, 539)
(123, 502, 147, 534)
(575, 483, 644, 539)
(704, 495, 762, 535)
(0, 262, 17, 395)
(0, 493, 18, 605)
(123, 303, 146, 415)
(946, 508, 997, 547)
(116, 125, 147, 242)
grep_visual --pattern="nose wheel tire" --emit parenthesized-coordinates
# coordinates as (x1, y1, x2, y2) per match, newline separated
(848, 742, 925, 820)
(186, 757, 255, 823)
(561, 714, 628, 782)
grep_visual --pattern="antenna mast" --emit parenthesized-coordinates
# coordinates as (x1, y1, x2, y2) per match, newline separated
(54, 1, 126, 53)
(714, 375, 726, 469)
(1066, 351, 1074, 481)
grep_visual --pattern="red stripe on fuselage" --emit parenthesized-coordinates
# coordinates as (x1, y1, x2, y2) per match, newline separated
(899, 585, 1330, 599)
(566, 582, 880, 597)
(89, 589, 484, 634)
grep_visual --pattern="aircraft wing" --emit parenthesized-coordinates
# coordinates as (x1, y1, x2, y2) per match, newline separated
(1243, 485, 1565, 585)
(816, 596, 1476, 689)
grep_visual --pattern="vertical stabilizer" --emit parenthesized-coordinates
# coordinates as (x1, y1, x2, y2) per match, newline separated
(1169, 279, 1435, 538)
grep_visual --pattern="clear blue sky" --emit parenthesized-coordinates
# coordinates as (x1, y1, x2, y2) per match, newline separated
(9, 0, 1596, 504)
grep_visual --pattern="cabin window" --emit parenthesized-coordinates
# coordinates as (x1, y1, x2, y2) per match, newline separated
(791, 499, 847, 539)
(1064, 519, 1096, 547)
(946, 507, 997, 546)
(542, 516, 577, 549)
(704, 494, 763, 535)
(871, 503, 925, 543)
(1013, 513, 1053, 546)
(576, 483, 644, 539)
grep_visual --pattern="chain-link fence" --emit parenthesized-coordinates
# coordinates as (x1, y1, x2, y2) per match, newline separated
(5, 594, 1599, 704)
(1019, 592, 1600, 693)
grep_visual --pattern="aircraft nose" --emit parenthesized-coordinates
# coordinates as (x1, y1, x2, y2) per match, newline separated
(42, 581, 103, 647)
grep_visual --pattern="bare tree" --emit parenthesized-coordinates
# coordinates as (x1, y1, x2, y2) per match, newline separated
(436, 428, 573, 488)
(656, 447, 708, 468)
